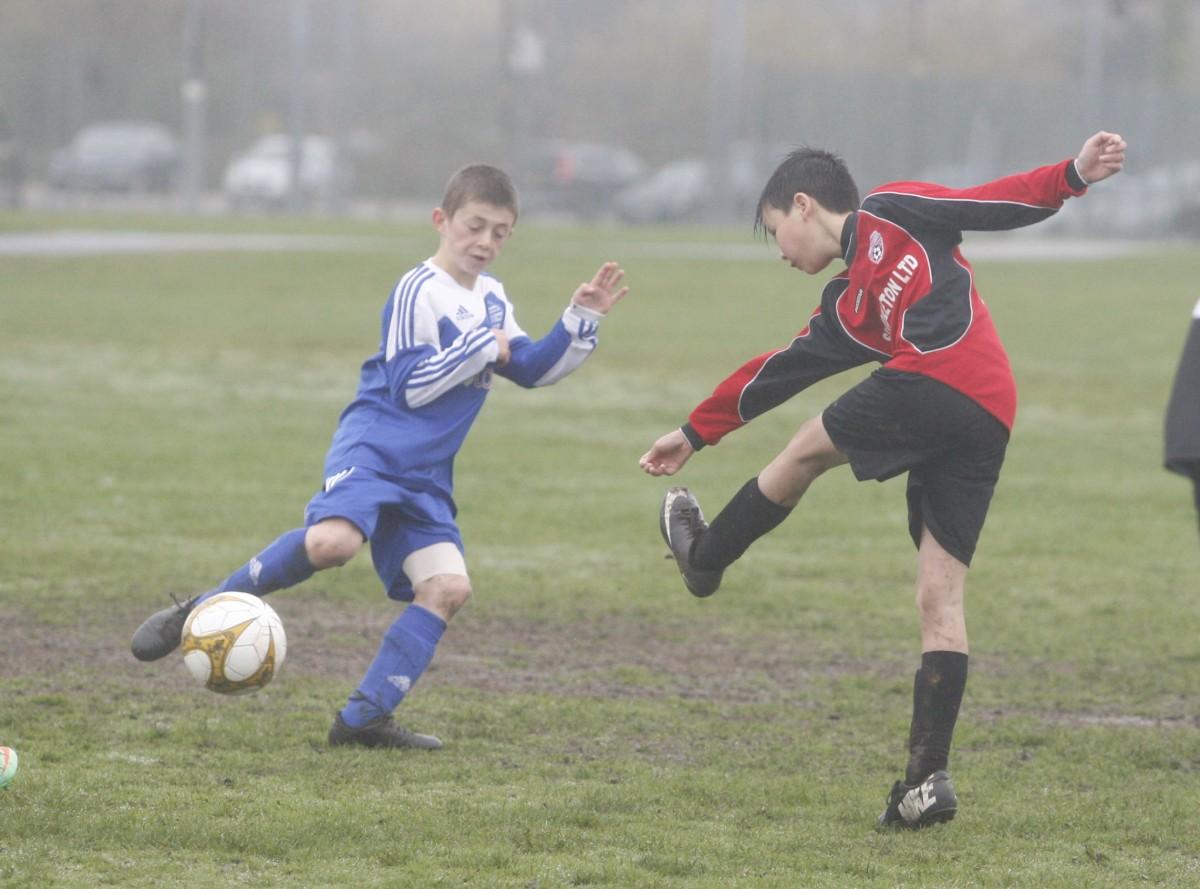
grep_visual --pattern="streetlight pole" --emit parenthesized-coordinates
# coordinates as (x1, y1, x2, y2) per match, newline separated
(707, 0, 745, 222)
(287, 0, 310, 215)
(180, 0, 207, 213)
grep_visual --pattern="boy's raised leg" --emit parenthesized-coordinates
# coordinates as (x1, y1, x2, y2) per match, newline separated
(660, 477, 795, 598)
(131, 527, 315, 661)
(660, 487, 724, 597)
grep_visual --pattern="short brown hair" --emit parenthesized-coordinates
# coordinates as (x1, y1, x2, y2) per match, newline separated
(440, 164, 519, 220)
(755, 147, 859, 234)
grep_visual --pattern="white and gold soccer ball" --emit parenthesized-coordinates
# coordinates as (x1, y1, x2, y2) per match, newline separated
(180, 592, 287, 695)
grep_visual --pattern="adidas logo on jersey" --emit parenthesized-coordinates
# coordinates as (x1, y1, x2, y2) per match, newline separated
(455, 305, 473, 322)
(324, 467, 355, 492)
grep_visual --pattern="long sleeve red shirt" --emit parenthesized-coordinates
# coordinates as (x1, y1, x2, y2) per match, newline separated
(684, 158, 1089, 448)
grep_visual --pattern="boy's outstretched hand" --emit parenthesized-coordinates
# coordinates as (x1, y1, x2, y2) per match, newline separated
(572, 261, 629, 315)
(639, 427, 695, 477)
(1075, 131, 1126, 185)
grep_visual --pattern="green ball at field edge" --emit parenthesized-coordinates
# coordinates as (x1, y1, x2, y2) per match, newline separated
(0, 746, 18, 788)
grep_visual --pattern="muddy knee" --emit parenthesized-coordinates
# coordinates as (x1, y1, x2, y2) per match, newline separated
(413, 574, 472, 621)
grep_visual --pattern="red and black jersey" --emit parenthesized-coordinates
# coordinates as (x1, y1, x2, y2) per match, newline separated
(683, 158, 1089, 448)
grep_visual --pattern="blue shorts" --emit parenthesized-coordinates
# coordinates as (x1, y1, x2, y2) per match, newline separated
(304, 466, 464, 601)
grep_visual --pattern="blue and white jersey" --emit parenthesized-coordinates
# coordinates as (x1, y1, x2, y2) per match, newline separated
(323, 258, 604, 495)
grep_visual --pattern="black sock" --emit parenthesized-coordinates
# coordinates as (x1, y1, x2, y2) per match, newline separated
(904, 650, 968, 785)
(691, 477, 793, 571)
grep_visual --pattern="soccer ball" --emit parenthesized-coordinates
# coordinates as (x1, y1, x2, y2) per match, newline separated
(180, 592, 287, 695)
(0, 746, 17, 788)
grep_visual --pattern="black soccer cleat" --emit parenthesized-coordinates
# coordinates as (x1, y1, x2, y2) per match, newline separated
(328, 713, 443, 750)
(660, 486, 724, 598)
(130, 593, 201, 662)
(877, 770, 958, 829)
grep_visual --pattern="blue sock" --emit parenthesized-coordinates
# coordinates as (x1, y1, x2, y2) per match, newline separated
(340, 605, 446, 727)
(198, 528, 315, 605)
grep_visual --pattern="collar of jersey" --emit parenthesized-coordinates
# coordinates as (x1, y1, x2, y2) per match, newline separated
(841, 211, 859, 264)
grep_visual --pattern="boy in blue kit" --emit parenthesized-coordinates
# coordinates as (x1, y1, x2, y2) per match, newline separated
(132, 164, 628, 749)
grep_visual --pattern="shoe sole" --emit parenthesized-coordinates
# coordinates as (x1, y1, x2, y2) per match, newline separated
(920, 807, 957, 826)
(659, 488, 722, 598)
(659, 487, 686, 550)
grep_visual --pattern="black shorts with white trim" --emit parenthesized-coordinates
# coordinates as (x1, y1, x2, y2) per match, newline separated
(823, 367, 1009, 566)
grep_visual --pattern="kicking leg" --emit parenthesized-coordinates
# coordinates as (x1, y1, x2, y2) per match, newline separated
(131, 518, 361, 662)
(700, 415, 847, 566)
(756, 414, 849, 508)
(662, 415, 846, 597)
(213, 521, 351, 599)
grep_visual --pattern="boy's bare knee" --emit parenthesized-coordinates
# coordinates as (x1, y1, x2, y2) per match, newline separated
(760, 416, 846, 505)
(304, 520, 363, 569)
(414, 574, 472, 621)
(915, 581, 959, 618)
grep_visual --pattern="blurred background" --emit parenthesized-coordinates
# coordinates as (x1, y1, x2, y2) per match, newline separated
(1, 0, 1197, 235)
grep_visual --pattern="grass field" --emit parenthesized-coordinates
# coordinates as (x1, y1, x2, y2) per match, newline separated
(1, 211, 1198, 888)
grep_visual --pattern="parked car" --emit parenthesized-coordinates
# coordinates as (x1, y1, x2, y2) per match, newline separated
(615, 148, 763, 224)
(49, 121, 179, 192)
(520, 140, 646, 220)
(222, 134, 350, 211)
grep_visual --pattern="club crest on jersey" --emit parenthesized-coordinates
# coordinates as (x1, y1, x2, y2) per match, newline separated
(484, 292, 506, 329)
(868, 230, 885, 264)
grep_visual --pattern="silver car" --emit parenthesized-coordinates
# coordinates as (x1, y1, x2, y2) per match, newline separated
(49, 121, 179, 192)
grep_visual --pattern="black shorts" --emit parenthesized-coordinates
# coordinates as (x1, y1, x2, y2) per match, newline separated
(822, 368, 1010, 566)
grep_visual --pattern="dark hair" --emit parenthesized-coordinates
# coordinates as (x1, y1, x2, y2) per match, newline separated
(441, 164, 519, 220)
(754, 147, 859, 234)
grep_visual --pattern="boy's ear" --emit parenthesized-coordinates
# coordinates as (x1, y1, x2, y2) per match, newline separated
(432, 206, 448, 228)
(792, 192, 814, 217)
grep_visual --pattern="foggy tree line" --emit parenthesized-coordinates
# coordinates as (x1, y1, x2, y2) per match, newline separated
(0, 0, 1196, 200)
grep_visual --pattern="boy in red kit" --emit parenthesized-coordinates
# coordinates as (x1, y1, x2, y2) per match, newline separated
(640, 132, 1126, 828)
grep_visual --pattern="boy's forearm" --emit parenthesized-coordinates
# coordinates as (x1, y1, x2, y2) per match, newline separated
(497, 304, 603, 388)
